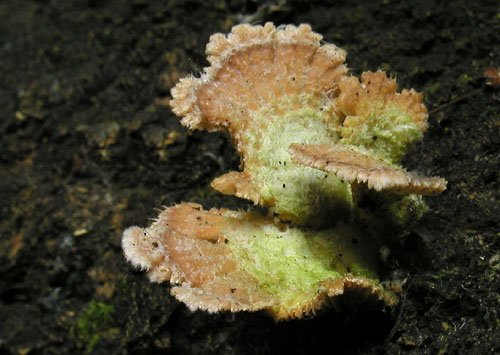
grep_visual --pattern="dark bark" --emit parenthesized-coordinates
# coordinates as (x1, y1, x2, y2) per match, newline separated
(0, 0, 498, 354)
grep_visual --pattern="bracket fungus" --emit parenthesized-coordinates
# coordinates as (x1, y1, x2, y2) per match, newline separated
(122, 203, 397, 319)
(122, 23, 446, 320)
(288, 143, 447, 195)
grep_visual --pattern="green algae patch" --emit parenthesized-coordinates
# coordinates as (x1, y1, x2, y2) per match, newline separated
(340, 104, 423, 164)
(225, 219, 380, 315)
(245, 94, 353, 225)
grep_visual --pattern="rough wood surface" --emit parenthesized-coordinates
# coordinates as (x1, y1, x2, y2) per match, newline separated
(0, 1, 498, 354)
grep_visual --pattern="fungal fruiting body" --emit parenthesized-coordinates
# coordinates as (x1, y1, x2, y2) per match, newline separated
(169, 23, 441, 224)
(122, 203, 397, 319)
(122, 23, 447, 320)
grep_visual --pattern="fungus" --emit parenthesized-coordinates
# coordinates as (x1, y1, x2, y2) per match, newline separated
(288, 143, 447, 195)
(170, 22, 437, 224)
(122, 203, 396, 319)
(123, 23, 447, 319)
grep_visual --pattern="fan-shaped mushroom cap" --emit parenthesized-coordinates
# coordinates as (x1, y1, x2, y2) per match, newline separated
(122, 203, 397, 320)
(170, 23, 430, 225)
(289, 143, 447, 195)
(171, 23, 345, 133)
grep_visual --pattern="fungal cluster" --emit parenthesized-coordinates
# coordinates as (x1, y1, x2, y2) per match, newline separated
(122, 23, 446, 320)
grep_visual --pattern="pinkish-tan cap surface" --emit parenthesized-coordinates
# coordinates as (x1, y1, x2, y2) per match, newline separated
(289, 143, 447, 195)
(169, 23, 435, 225)
(122, 203, 397, 320)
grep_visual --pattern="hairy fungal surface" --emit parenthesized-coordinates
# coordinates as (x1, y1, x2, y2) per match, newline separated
(122, 23, 447, 320)
(289, 143, 447, 194)
(122, 203, 396, 320)
(170, 22, 436, 225)
(242, 94, 353, 224)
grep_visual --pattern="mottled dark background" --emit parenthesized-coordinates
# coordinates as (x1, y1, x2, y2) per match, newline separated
(0, 0, 499, 354)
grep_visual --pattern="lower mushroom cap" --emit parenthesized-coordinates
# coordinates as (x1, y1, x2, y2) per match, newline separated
(122, 203, 397, 320)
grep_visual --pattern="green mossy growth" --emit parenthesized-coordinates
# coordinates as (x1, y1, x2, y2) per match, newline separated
(225, 220, 379, 313)
(74, 301, 114, 353)
(244, 94, 426, 226)
(340, 104, 423, 164)
(245, 94, 353, 225)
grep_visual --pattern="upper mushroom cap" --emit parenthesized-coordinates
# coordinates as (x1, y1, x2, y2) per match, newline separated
(170, 23, 345, 132)
(170, 22, 439, 225)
